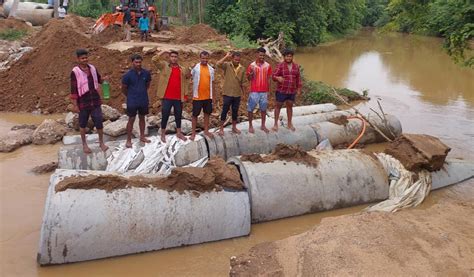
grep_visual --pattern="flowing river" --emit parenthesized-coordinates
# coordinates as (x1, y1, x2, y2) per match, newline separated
(1, 29, 473, 276)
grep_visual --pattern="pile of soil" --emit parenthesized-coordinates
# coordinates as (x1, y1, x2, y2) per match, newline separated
(0, 18, 33, 32)
(55, 157, 244, 194)
(385, 134, 451, 171)
(241, 144, 319, 168)
(176, 24, 226, 44)
(230, 179, 474, 276)
(92, 25, 124, 45)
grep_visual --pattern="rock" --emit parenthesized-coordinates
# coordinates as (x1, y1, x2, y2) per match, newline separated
(168, 119, 192, 134)
(101, 104, 121, 121)
(33, 119, 67, 145)
(11, 124, 37, 131)
(384, 134, 451, 172)
(147, 115, 160, 129)
(103, 118, 128, 137)
(31, 162, 58, 174)
(0, 129, 34, 152)
(65, 112, 80, 130)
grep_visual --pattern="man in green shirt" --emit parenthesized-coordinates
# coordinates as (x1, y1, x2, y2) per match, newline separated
(216, 51, 246, 136)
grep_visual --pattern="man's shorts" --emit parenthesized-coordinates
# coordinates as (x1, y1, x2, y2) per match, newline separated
(247, 92, 268, 112)
(79, 106, 103, 129)
(192, 99, 213, 117)
(275, 91, 296, 103)
(127, 105, 149, 117)
(141, 30, 148, 35)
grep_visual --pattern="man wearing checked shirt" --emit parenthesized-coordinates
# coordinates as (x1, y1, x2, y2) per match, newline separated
(272, 48, 302, 132)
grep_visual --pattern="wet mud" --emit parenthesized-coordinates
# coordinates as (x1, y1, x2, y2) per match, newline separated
(241, 144, 319, 168)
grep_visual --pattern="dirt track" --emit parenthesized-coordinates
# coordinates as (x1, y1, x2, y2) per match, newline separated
(230, 179, 474, 276)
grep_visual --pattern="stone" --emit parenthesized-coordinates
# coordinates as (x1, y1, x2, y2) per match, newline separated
(11, 124, 37, 131)
(167, 119, 192, 134)
(132, 117, 150, 138)
(65, 112, 80, 130)
(384, 134, 451, 172)
(103, 118, 128, 137)
(0, 129, 34, 152)
(101, 104, 121, 121)
(31, 162, 58, 174)
(33, 119, 67, 145)
(147, 115, 160, 129)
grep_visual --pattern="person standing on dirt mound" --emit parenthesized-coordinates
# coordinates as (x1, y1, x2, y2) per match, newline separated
(70, 49, 109, 154)
(272, 48, 302, 132)
(138, 13, 150, 41)
(246, 47, 272, 134)
(190, 51, 215, 141)
(152, 50, 190, 143)
(122, 54, 152, 148)
(216, 51, 245, 136)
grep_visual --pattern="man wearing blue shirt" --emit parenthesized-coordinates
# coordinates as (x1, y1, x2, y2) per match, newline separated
(138, 13, 150, 41)
(122, 54, 152, 148)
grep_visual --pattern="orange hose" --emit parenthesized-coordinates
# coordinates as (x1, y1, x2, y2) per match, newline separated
(347, 115, 367, 149)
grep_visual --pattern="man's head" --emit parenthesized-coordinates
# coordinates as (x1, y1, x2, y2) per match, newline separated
(200, 51, 209, 65)
(283, 48, 294, 63)
(169, 50, 179, 65)
(231, 51, 241, 65)
(257, 47, 266, 63)
(130, 53, 143, 70)
(76, 49, 89, 66)
(142, 13, 147, 18)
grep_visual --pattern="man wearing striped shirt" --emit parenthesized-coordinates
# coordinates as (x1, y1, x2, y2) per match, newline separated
(246, 47, 272, 133)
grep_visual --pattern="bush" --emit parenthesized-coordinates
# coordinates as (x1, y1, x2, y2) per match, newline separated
(230, 34, 258, 49)
(302, 80, 366, 105)
(0, 29, 27, 41)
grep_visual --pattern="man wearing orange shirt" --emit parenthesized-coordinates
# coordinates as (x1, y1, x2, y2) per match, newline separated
(190, 51, 215, 141)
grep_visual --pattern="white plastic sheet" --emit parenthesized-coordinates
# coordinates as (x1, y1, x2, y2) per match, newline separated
(366, 153, 432, 212)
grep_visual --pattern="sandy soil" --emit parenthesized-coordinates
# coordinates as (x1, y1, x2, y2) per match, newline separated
(230, 179, 474, 276)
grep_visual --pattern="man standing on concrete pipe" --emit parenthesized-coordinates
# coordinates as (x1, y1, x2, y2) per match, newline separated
(246, 47, 272, 133)
(272, 48, 302, 132)
(121, 54, 152, 148)
(216, 51, 246, 136)
(70, 49, 109, 154)
(152, 50, 190, 143)
(190, 51, 215, 141)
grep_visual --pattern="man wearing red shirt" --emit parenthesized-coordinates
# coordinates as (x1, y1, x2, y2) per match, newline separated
(272, 49, 302, 132)
(246, 47, 272, 133)
(152, 50, 190, 143)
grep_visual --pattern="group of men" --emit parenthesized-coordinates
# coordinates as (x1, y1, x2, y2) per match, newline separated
(70, 47, 302, 154)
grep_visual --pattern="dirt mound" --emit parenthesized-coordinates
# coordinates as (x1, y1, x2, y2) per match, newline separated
(0, 18, 33, 32)
(241, 144, 319, 167)
(92, 26, 124, 45)
(55, 157, 244, 193)
(176, 24, 227, 44)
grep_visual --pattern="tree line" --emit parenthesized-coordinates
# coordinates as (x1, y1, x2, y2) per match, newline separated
(205, 0, 473, 67)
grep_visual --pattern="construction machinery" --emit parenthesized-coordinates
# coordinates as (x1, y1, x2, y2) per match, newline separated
(92, 0, 159, 34)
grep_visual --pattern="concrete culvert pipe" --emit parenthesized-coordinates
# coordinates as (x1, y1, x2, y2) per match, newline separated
(229, 150, 390, 223)
(267, 103, 337, 119)
(3, 0, 51, 17)
(37, 169, 251, 265)
(14, 8, 54, 26)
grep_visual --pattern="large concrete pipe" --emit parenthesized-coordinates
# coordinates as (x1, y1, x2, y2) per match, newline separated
(4, 0, 51, 17)
(229, 150, 389, 223)
(57, 115, 402, 171)
(37, 169, 251, 265)
(267, 103, 337, 119)
(229, 151, 474, 223)
(13, 8, 54, 26)
(58, 135, 208, 170)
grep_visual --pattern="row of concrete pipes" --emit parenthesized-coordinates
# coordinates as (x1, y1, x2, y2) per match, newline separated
(37, 105, 474, 265)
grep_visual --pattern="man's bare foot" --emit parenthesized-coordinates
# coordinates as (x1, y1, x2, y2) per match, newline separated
(271, 125, 279, 132)
(176, 133, 187, 141)
(160, 134, 166, 143)
(287, 125, 296, 132)
(204, 131, 214, 139)
(232, 128, 241, 134)
(83, 144, 92, 154)
(261, 126, 270, 133)
(125, 141, 133, 148)
(218, 129, 224, 136)
(100, 143, 109, 152)
(140, 137, 151, 143)
(249, 126, 255, 134)
(190, 134, 196, 141)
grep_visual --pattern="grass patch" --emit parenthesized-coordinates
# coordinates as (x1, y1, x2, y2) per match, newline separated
(0, 29, 28, 41)
(302, 79, 367, 105)
(230, 34, 258, 49)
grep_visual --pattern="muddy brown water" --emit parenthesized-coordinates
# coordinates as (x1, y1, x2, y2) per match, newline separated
(1, 29, 474, 276)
